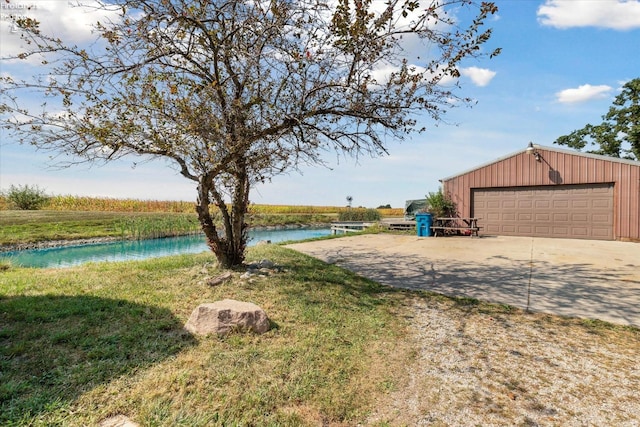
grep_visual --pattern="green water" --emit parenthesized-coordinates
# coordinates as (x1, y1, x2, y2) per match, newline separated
(1, 228, 331, 268)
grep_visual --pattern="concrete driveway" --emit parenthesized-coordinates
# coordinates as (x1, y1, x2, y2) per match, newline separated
(286, 234, 640, 327)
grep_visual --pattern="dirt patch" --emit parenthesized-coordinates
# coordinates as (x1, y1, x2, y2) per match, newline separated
(368, 296, 640, 426)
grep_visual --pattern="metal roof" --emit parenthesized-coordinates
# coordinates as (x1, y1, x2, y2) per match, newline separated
(439, 144, 640, 183)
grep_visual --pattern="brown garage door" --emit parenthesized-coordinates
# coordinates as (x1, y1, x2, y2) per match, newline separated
(472, 184, 614, 240)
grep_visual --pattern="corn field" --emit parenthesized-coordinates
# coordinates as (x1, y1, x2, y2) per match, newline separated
(248, 204, 342, 214)
(0, 194, 404, 217)
(44, 195, 195, 213)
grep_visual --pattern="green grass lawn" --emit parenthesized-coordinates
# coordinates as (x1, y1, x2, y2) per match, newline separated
(0, 244, 413, 426)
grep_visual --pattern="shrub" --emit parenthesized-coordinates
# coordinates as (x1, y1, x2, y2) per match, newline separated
(425, 188, 456, 218)
(338, 208, 381, 222)
(4, 184, 50, 210)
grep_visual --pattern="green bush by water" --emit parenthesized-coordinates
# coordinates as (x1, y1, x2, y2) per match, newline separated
(3, 185, 50, 210)
(338, 208, 381, 222)
(117, 215, 201, 240)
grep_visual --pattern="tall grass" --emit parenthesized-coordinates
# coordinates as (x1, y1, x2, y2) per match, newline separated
(117, 215, 202, 239)
(338, 208, 382, 221)
(0, 211, 203, 246)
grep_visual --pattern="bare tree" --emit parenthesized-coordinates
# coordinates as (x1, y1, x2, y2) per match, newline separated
(1, 0, 499, 268)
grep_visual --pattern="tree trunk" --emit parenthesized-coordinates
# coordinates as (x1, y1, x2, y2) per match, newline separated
(230, 158, 250, 265)
(194, 170, 249, 269)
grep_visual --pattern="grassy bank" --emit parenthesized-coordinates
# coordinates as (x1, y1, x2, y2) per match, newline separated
(0, 245, 413, 425)
(0, 208, 408, 248)
(0, 210, 340, 248)
(0, 211, 201, 247)
(0, 195, 404, 247)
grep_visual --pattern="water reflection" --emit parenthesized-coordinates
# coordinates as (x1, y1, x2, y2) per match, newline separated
(1, 228, 331, 268)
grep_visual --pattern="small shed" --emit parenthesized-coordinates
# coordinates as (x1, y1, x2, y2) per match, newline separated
(404, 199, 428, 219)
(440, 144, 640, 241)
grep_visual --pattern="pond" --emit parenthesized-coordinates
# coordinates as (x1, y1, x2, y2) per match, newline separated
(1, 227, 331, 268)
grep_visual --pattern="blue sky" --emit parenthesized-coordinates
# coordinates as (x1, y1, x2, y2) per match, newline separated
(1, 0, 639, 208)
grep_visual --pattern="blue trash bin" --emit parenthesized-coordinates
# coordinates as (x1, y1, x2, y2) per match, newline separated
(415, 213, 433, 237)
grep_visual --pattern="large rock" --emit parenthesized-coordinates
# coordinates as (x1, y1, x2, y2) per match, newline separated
(185, 299, 270, 336)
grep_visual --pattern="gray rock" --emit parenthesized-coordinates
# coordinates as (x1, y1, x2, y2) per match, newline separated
(246, 259, 276, 270)
(258, 259, 276, 268)
(206, 271, 233, 287)
(184, 299, 270, 336)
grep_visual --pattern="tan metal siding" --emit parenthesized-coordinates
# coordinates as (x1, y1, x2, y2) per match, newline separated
(442, 148, 640, 241)
(618, 163, 640, 239)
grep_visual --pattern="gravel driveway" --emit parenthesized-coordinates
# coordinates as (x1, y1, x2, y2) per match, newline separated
(287, 234, 640, 425)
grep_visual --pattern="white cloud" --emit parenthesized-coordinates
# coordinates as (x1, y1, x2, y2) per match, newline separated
(537, 0, 640, 30)
(459, 66, 496, 87)
(555, 84, 613, 104)
(367, 65, 401, 84)
(367, 62, 460, 88)
(0, 0, 120, 61)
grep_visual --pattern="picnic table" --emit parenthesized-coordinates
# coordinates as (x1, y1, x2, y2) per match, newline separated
(431, 217, 480, 237)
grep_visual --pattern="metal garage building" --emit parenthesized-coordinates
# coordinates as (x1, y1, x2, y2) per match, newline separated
(440, 144, 640, 241)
